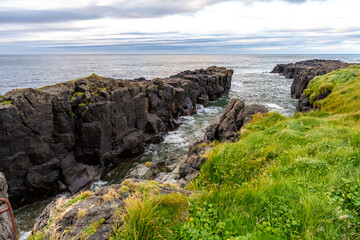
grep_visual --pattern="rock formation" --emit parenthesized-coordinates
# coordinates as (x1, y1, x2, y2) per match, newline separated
(204, 98, 269, 142)
(0, 172, 16, 240)
(0, 66, 233, 208)
(271, 59, 350, 100)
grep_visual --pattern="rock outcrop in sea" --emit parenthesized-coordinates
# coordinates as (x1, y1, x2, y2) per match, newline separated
(0, 66, 233, 208)
(271, 59, 352, 112)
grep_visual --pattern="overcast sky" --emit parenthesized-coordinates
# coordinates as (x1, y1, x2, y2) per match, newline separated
(0, 0, 359, 54)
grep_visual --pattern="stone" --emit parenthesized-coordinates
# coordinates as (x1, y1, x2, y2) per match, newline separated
(271, 59, 355, 112)
(0, 66, 233, 208)
(125, 164, 153, 180)
(204, 98, 268, 142)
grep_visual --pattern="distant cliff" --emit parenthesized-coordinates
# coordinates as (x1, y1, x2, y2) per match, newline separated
(271, 59, 351, 100)
(0, 66, 233, 208)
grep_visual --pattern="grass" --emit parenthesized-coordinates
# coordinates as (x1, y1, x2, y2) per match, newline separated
(27, 190, 95, 240)
(108, 181, 189, 240)
(173, 66, 360, 239)
(304, 65, 360, 114)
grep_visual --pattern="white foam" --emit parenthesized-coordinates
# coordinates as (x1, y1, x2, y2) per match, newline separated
(265, 103, 284, 110)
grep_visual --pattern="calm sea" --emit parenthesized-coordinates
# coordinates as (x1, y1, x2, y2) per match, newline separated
(2, 54, 359, 239)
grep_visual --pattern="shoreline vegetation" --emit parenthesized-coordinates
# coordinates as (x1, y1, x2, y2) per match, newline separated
(1, 60, 360, 239)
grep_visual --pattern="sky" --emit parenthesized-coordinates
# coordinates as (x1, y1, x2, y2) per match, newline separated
(0, 0, 359, 54)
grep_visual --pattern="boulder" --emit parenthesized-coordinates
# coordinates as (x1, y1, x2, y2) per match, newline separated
(125, 164, 153, 180)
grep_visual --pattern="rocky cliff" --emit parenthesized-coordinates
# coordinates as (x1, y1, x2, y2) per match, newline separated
(0, 172, 16, 240)
(0, 66, 233, 208)
(271, 59, 351, 100)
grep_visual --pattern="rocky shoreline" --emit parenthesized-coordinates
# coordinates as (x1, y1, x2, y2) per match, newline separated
(0, 66, 233, 209)
(271, 59, 354, 111)
(2, 60, 354, 239)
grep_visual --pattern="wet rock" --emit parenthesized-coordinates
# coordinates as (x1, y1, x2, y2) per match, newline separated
(125, 164, 153, 180)
(0, 172, 16, 240)
(0, 67, 233, 208)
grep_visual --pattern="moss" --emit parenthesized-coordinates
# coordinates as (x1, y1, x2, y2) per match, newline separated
(80, 218, 105, 240)
(71, 91, 85, 102)
(1, 100, 12, 105)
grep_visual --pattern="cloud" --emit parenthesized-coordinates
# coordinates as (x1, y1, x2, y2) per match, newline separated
(0, 0, 328, 24)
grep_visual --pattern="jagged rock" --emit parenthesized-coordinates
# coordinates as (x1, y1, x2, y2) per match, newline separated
(271, 59, 351, 99)
(204, 98, 269, 142)
(0, 67, 233, 208)
(0, 172, 16, 240)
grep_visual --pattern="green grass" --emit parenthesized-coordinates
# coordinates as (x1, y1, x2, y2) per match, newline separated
(304, 65, 360, 114)
(171, 66, 360, 239)
(108, 181, 189, 240)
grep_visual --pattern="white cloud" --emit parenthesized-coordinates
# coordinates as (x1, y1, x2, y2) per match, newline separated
(0, 0, 359, 53)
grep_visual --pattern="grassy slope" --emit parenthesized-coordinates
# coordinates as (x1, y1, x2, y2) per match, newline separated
(111, 66, 360, 239)
(174, 66, 360, 240)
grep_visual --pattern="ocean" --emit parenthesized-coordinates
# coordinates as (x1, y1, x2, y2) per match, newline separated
(2, 54, 360, 238)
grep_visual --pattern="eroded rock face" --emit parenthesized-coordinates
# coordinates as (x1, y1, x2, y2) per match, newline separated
(0, 67, 233, 208)
(0, 172, 16, 240)
(204, 98, 269, 142)
(271, 59, 351, 99)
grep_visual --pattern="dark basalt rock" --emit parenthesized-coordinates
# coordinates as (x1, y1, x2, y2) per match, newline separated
(271, 59, 351, 99)
(0, 67, 233, 208)
(204, 98, 269, 142)
(0, 172, 16, 240)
